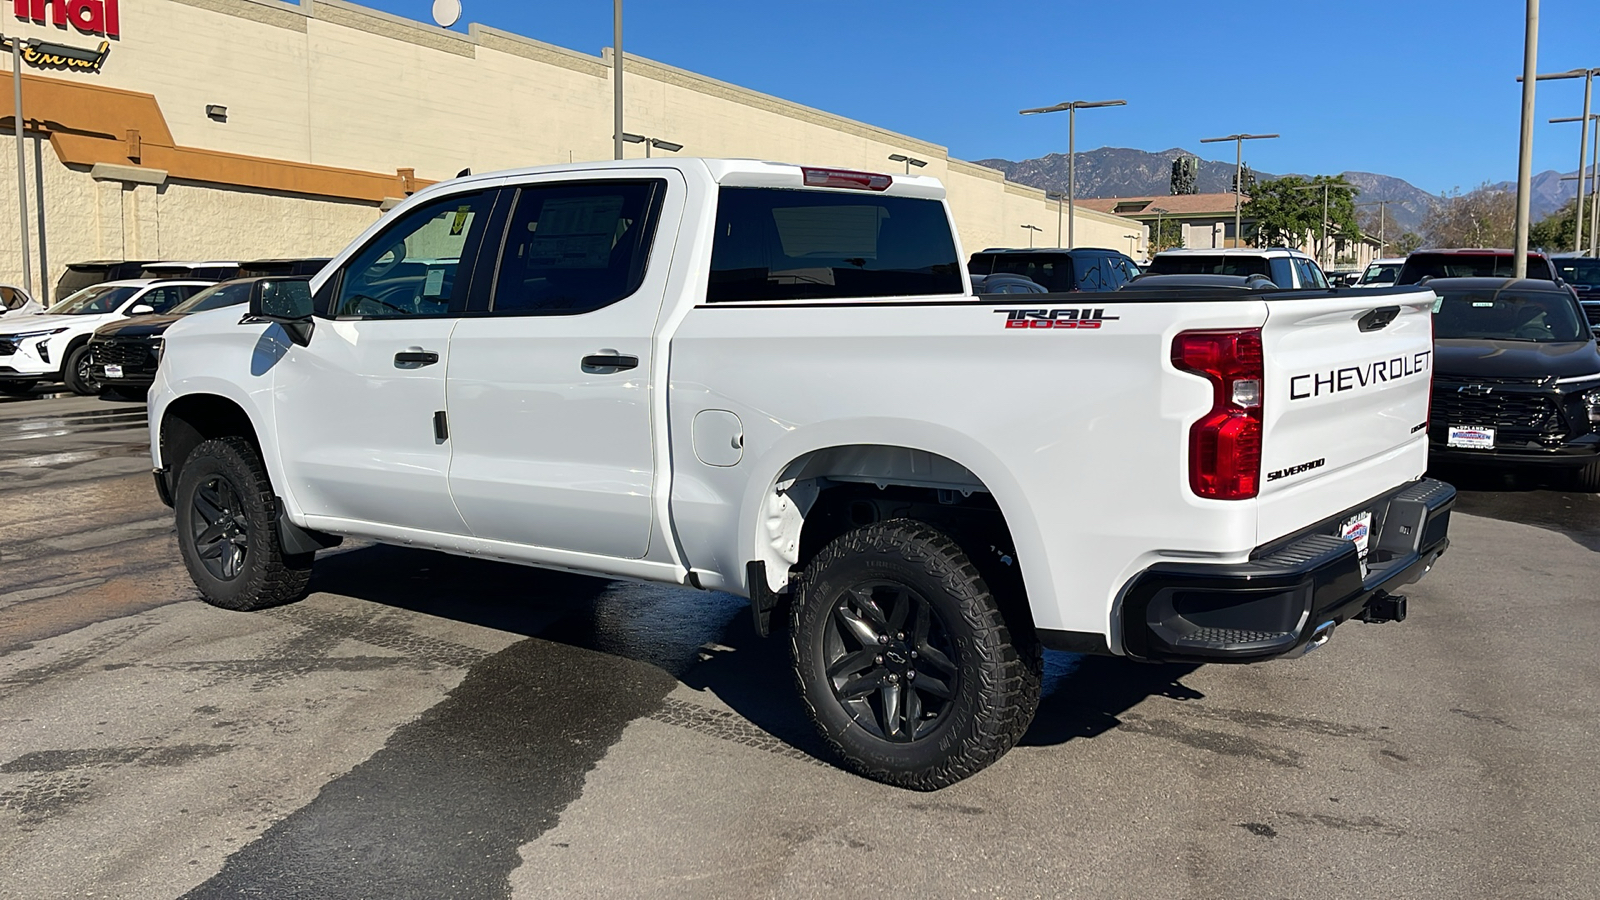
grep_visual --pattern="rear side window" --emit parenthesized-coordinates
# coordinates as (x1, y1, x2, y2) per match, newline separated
(969, 253, 1075, 291)
(709, 188, 962, 302)
(490, 180, 665, 316)
(1294, 258, 1328, 289)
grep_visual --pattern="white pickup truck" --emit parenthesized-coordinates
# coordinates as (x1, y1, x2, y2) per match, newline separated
(148, 159, 1454, 790)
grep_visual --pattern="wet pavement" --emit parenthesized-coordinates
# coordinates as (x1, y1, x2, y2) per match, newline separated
(1, 392, 1597, 899)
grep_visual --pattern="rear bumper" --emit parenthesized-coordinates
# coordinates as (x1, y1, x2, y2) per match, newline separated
(1119, 478, 1455, 663)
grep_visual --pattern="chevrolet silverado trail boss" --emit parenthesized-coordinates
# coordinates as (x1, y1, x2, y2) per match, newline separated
(148, 159, 1455, 789)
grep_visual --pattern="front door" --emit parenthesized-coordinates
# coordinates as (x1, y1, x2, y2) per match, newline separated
(273, 188, 500, 536)
(446, 173, 680, 559)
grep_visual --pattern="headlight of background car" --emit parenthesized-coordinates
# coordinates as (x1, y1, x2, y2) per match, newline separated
(1586, 388, 1600, 425)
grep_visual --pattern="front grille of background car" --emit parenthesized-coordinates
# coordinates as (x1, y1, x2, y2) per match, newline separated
(1432, 388, 1564, 438)
(91, 340, 154, 368)
(1583, 302, 1600, 328)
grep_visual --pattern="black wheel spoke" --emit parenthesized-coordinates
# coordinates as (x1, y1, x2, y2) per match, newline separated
(193, 490, 224, 525)
(916, 643, 957, 676)
(827, 648, 879, 680)
(904, 684, 924, 733)
(886, 587, 911, 634)
(190, 475, 249, 582)
(879, 682, 903, 737)
(835, 606, 880, 647)
(849, 588, 889, 628)
(196, 538, 227, 560)
(838, 670, 884, 700)
(910, 672, 953, 700)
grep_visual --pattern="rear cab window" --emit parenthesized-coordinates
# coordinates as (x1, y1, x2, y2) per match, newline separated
(709, 188, 963, 301)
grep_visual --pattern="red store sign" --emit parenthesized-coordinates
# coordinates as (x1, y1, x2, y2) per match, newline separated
(13, 0, 120, 38)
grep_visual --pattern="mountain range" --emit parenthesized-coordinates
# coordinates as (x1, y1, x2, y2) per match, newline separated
(973, 147, 1587, 235)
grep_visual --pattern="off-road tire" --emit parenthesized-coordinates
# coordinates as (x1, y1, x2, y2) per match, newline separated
(175, 437, 313, 611)
(62, 344, 100, 396)
(789, 518, 1043, 790)
(1574, 460, 1600, 493)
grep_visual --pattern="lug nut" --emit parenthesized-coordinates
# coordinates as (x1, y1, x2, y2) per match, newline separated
(888, 674, 898, 683)
(909, 650, 918, 658)
(878, 635, 888, 645)
(906, 671, 916, 681)
(896, 633, 905, 640)
(875, 656, 884, 665)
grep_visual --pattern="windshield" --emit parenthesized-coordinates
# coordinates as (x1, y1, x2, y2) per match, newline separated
(51, 285, 138, 315)
(1360, 264, 1400, 285)
(1147, 255, 1272, 278)
(171, 281, 254, 314)
(1433, 290, 1588, 342)
(1555, 258, 1600, 288)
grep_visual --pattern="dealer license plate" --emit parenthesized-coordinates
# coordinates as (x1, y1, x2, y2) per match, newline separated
(1447, 426, 1495, 449)
(1340, 511, 1374, 578)
(103, 365, 123, 379)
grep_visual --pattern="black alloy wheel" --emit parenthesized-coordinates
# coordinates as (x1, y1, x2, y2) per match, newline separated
(174, 436, 313, 611)
(823, 581, 960, 742)
(62, 344, 100, 395)
(190, 474, 250, 581)
(791, 519, 1042, 791)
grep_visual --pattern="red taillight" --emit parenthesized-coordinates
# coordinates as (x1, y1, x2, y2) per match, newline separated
(1172, 329, 1264, 500)
(801, 167, 892, 191)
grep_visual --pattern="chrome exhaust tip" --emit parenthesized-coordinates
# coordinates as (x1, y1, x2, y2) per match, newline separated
(1301, 621, 1336, 656)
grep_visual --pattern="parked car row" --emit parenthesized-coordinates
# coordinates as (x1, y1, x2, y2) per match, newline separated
(0, 257, 330, 397)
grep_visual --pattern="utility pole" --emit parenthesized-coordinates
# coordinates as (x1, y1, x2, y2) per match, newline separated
(613, 0, 623, 161)
(1512, 0, 1539, 279)
(1526, 67, 1599, 252)
(6, 35, 32, 301)
(1150, 206, 1168, 253)
(1357, 199, 1393, 255)
(1551, 113, 1599, 252)
(1201, 132, 1278, 249)
(1020, 99, 1127, 249)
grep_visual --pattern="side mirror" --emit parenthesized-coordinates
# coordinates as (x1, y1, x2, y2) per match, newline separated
(128, 303, 155, 315)
(247, 277, 315, 347)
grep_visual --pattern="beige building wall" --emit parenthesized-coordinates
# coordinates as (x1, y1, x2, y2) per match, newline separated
(1, 0, 1139, 294)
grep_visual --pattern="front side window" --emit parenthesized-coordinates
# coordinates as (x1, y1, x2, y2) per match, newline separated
(1433, 290, 1588, 343)
(139, 286, 194, 313)
(333, 191, 495, 319)
(709, 188, 962, 302)
(489, 180, 664, 315)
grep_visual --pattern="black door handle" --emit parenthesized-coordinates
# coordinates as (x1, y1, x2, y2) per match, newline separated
(582, 354, 639, 371)
(395, 350, 440, 367)
(1358, 306, 1401, 333)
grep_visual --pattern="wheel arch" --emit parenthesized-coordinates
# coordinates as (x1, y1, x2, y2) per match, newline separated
(739, 428, 1051, 632)
(158, 392, 265, 500)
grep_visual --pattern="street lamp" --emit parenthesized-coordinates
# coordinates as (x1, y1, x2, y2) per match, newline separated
(1020, 99, 1127, 249)
(1551, 113, 1600, 255)
(888, 153, 927, 174)
(1200, 132, 1278, 249)
(1046, 190, 1066, 247)
(1149, 206, 1168, 253)
(620, 133, 683, 158)
(1021, 224, 1042, 248)
(1527, 68, 1600, 253)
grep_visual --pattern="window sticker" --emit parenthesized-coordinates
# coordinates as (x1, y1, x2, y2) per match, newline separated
(423, 269, 446, 297)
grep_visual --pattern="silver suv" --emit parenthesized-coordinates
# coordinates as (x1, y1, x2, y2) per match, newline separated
(1147, 248, 1330, 289)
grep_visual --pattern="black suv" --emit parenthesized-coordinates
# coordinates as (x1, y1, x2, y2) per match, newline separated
(1397, 249, 1562, 284)
(1553, 256, 1600, 335)
(967, 248, 1140, 293)
(1427, 277, 1600, 490)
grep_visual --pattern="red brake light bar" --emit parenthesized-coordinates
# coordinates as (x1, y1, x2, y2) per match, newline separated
(801, 167, 893, 192)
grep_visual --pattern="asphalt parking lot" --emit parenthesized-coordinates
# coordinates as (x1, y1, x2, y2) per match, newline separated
(1, 391, 1597, 900)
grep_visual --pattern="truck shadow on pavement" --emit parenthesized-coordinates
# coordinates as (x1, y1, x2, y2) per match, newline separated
(1430, 462, 1600, 552)
(307, 543, 1207, 758)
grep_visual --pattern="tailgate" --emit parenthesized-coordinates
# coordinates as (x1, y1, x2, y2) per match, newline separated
(1257, 288, 1436, 543)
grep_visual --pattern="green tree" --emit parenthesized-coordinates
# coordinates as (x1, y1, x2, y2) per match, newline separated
(1244, 175, 1360, 251)
(1529, 196, 1595, 253)
(1149, 217, 1184, 252)
(1394, 232, 1423, 256)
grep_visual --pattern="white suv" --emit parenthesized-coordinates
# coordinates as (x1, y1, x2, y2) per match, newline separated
(0, 279, 211, 395)
(1147, 247, 1331, 289)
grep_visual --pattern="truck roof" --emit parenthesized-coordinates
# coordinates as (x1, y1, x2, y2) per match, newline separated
(429, 158, 948, 201)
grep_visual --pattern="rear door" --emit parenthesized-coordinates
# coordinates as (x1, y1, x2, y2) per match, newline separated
(1256, 289, 1436, 542)
(444, 173, 681, 559)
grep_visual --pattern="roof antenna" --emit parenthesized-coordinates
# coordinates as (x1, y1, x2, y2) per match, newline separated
(457, 168, 472, 178)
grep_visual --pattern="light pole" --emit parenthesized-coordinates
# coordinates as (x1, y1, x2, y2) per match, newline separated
(1356, 199, 1393, 256)
(1200, 132, 1278, 249)
(1525, 68, 1600, 252)
(1149, 206, 1168, 253)
(613, 0, 623, 160)
(888, 153, 926, 174)
(1046, 191, 1065, 247)
(620, 133, 682, 158)
(1551, 113, 1599, 252)
(1512, 0, 1540, 279)
(2, 34, 32, 300)
(1020, 99, 1126, 250)
(1021, 224, 1042, 248)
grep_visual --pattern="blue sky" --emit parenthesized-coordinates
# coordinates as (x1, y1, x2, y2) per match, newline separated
(369, 0, 1596, 195)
